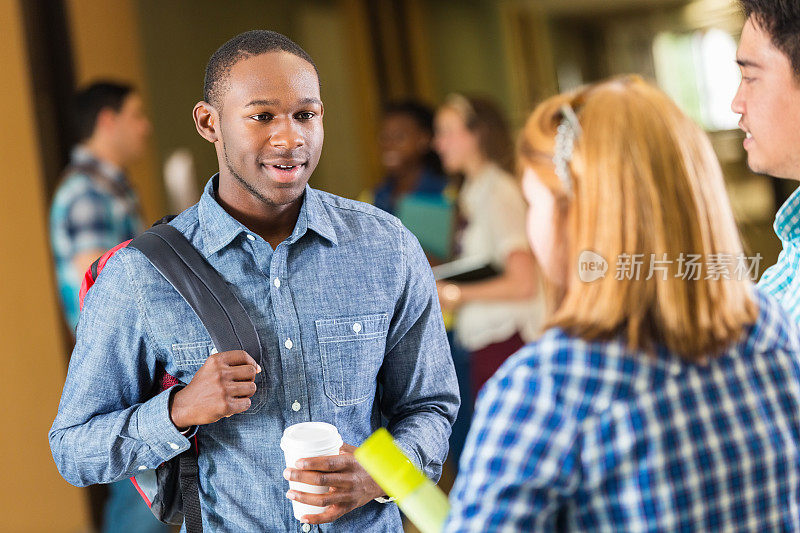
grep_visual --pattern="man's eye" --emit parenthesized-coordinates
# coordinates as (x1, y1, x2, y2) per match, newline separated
(295, 112, 315, 120)
(251, 113, 273, 122)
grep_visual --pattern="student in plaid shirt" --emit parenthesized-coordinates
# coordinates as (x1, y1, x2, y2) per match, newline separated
(49, 81, 162, 533)
(444, 76, 800, 532)
(50, 82, 149, 335)
(731, 1, 800, 323)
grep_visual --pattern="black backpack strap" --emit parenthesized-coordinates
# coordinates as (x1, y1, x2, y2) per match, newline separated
(128, 223, 263, 362)
(178, 452, 203, 533)
(127, 223, 262, 533)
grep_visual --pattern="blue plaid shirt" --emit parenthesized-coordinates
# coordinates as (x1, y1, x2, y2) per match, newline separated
(50, 176, 459, 532)
(760, 187, 800, 326)
(50, 147, 143, 331)
(445, 287, 800, 532)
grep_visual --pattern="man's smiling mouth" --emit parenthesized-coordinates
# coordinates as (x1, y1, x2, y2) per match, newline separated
(260, 161, 307, 184)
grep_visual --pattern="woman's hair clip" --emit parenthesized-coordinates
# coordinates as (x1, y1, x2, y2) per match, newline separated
(444, 93, 476, 124)
(554, 104, 582, 196)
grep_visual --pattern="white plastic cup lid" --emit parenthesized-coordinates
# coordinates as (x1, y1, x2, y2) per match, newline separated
(280, 422, 343, 456)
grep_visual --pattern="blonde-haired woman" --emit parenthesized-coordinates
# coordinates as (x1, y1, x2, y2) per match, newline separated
(444, 76, 800, 532)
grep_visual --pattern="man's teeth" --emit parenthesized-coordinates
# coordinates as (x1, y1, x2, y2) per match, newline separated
(745, 132, 752, 139)
(275, 165, 296, 170)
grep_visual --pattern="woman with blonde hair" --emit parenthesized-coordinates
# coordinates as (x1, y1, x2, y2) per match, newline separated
(444, 76, 800, 531)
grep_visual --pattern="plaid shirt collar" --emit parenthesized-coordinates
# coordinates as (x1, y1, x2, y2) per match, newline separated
(445, 287, 800, 531)
(71, 145, 128, 186)
(773, 186, 800, 243)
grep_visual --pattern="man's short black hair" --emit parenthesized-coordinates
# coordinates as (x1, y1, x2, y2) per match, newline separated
(72, 81, 134, 142)
(384, 100, 435, 136)
(203, 30, 319, 109)
(740, 0, 800, 78)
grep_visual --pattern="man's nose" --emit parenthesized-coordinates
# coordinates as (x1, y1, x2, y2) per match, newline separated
(269, 118, 304, 149)
(731, 83, 745, 116)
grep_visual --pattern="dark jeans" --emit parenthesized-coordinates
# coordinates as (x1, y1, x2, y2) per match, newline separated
(447, 331, 473, 469)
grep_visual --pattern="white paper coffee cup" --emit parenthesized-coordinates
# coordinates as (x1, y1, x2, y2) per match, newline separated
(280, 422, 344, 520)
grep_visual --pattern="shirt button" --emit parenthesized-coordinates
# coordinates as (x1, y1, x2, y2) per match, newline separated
(285, 338, 293, 350)
(352, 322, 362, 333)
(292, 401, 301, 412)
(302, 524, 311, 532)
(274, 278, 281, 288)
(137, 465, 148, 471)
(247, 234, 255, 241)
(168, 442, 179, 450)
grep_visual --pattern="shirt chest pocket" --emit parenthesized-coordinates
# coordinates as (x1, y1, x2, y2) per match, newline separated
(315, 313, 389, 407)
(172, 340, 216, 371)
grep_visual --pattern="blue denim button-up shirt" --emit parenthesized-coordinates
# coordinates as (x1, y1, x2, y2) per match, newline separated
(50, 176, 459, 532)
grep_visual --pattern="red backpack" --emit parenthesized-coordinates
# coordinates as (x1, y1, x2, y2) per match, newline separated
(78, 218, 263, 533)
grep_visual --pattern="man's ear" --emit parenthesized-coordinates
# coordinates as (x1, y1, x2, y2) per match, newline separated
(94, 107, 118, 134)
(193, 101, 219, 143)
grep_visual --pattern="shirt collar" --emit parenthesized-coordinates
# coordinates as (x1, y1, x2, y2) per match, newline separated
(774, 186, 800, 243)
(71, 145, 127, 185)
(293, 183, 339, 247)
(198, 176, 338, 257)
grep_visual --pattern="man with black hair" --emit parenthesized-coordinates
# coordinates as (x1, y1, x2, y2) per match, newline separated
(51, 81, 151, 335)
(51, 30, 458, 531)
(734, 1, 800, 323)
(49, 81, 164, 533)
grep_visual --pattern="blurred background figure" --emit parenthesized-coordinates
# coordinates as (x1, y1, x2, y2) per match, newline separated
(446, 75, 799, 533)
(363, 100, 452, 262)
(50, 81, 149, 336)
(163, 147, 200, 214)
(371, 100, 446, 216)
(433, 94, 545, 466)
(48, 80, 167, 533)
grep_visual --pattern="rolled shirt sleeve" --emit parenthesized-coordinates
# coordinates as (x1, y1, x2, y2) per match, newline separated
(486, 177, 531, 266)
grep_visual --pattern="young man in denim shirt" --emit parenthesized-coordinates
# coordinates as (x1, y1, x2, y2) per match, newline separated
(50, 30, 459, 532)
